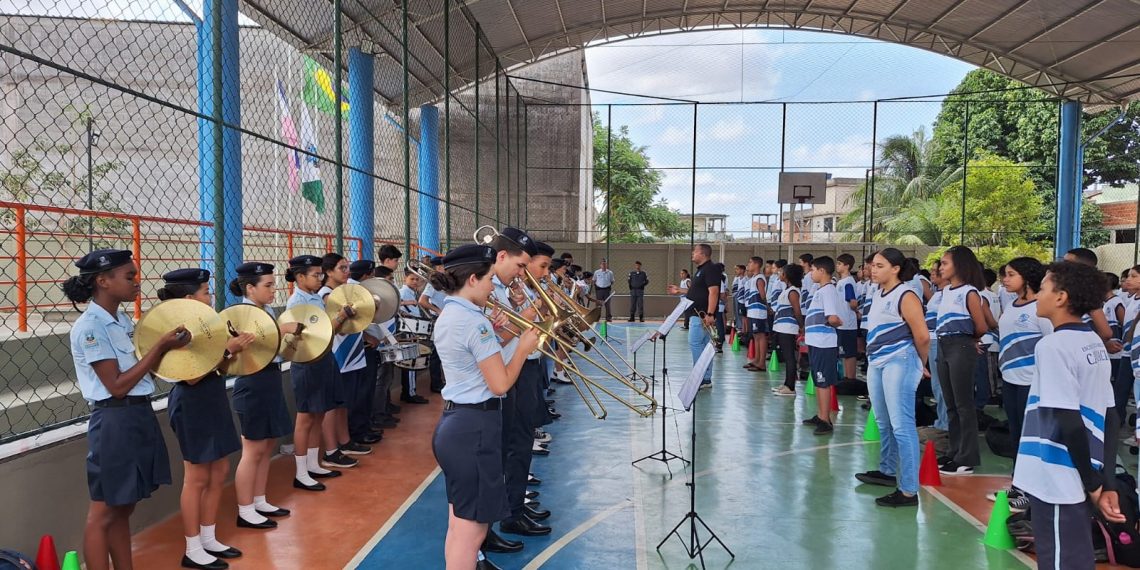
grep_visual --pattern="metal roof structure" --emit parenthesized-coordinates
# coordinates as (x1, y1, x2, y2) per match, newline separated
(240, 0, 1140, 107)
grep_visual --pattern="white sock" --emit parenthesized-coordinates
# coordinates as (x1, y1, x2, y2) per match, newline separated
(254, 495, 279, 512)
(238, 503, 268, 524)
(184, 535, 216, 565)
(294, 456, 319, 486)
(199, 524, 229, 552)
(307, 448, 331, 474)
(477, 550, 486, 561)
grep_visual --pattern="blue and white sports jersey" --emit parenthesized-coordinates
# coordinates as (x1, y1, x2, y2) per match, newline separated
(801, 279, 818, 312)
(998, 300, 1053, 386)
(909, 274, 931, 301)
(836, 275, 859, 331)
(767, 276, 786, 309)
(924, 288, 942, 332)
(1013, 323, 1112, 505)
(860, 281, 878, 331)
(321, 285, 366, 373)
(746, 274, 768, 320)
(980, 289, 1001, 350)
(1104, 294, 1126, 361)
(936, 284, 980, 337)
(866, 283, 920, 366)
(804, 282, 841, 348)
(771, 286, 801, 335)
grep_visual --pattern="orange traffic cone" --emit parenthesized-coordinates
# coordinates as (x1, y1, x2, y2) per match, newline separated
(36, 535, 60, 570)
(919, 440, 942, 487)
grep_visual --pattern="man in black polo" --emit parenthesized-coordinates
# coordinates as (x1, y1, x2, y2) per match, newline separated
(667, 243, 722, 388)
(628, 261, 648, 322)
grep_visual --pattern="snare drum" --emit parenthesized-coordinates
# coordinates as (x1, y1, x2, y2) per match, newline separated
(397, 316, 434, 339)
(378, 343, 421, 364)
(393, 341, 433, 370)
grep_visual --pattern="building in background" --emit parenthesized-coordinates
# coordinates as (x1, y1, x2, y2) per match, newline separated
(680, 212, 730, 242)
(1088, 184, 1139, 245)
(782, 177, 860, 243)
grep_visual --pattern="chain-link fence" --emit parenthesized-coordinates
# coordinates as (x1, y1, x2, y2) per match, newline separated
(0, 1, 546, 443)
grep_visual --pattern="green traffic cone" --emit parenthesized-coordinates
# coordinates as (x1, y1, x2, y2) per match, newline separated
(767, 350, 780, 372)
(981, 491, 1017, 549)
(732, 333, 741, 352)
(805, 373, 815, 395)
(599, 321, 607, 336)
(863, 408, 880, 442)
(62, 551, 80, 570)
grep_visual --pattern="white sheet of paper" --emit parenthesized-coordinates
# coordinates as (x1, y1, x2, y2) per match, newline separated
(679, 342, 715, 410)
(630, 330, 657, 354)
(658, 298, 694, 337)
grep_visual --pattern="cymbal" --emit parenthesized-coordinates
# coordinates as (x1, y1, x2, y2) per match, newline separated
(357, 278, 400, 323)
(277, 304, 333, 363)
(134, 299, 228, 382)
(325, 283, 376, 334)
(219, 304, 281, 376)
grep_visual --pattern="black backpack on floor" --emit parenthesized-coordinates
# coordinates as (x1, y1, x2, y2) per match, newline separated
(1094, 466, 1140, 567)
(0, 550, 35, 570)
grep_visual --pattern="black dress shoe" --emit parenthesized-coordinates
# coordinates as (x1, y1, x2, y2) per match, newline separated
(293, 478, 326, 491)
(309, 469, 342, 479)
(500, 516, 552, 536)
(527, 474, 541, 486)
(525, 490, 539, 499)
(481, 529, 524, 553)
(476, 558, 502, 570)
(402, 394, 429, 404)
(181, 555, 227, 569)
(236, 515, 277, 529)
(532, 446, 550, 457)
(524, 504, 551, 521)
(388, 403, 402, 413)
(357, 433, 383, 444)
(547, 409, 561, 419)
(205, 547, 241, 559)
(256, 506, 291, 517)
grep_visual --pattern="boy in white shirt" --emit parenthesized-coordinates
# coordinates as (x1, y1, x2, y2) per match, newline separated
(835, 254, 860, 384)
(802, 256, 843, 435)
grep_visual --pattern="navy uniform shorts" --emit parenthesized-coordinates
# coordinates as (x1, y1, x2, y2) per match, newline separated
(808, 346, 840, 388)
(749, 317, 770, 334)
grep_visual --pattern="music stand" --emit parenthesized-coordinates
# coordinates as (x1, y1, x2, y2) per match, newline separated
(632, 300, 693, 472)
(657, 342, 734, 568)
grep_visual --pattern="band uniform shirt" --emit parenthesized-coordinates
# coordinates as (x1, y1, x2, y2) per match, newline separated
(1013, 323, 1112, 505)
(804, 282, 841, 349)
(71, 302, 155, 403)
(400, 284, 423, 318)
(320, 286, 366, 373)
(683, 261, 724, 319)
(998, 300, 1053, 387)
(593, 268, 614, 289)
(492, 275, 521, 362)
(435, 296, 503, 404)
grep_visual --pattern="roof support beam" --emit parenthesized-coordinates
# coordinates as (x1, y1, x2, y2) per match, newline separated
(1007, 0, 1106, 55)
(1048, 20, 1140, 69)
(963, 0, 1034, 42)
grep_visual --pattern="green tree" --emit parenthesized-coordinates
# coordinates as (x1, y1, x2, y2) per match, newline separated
(1080, 198, 1111, 248)
(592, 113, 686, 242)
(935, 153, 1045, 247)
(840, 128, 961, 245)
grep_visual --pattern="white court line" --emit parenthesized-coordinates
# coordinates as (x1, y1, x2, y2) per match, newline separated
(924, 486, 1034, 568)
(344, 466, 442, 570)
(522, 500, 635, 570)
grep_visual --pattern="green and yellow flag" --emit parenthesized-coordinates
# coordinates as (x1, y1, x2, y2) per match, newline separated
(303, 56, 350, 117)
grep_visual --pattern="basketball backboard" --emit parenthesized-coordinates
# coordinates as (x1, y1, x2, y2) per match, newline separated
(778, 172, 828, 205)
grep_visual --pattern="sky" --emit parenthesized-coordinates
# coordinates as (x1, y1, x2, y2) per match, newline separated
(582, 29, 978, 236)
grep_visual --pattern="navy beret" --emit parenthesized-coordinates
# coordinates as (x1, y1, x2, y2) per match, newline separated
(442, 244, 495, 269)
(550, 258, 566, 270)
(349, 259, 376, 273)
(533, 241, 555, 258)
(429, 256, 444, 266)
(236, 262, 274, 277)
(162, 268, 210, 285)
(288, 255, 322, 269)
(499, 226, 538, 257)
(75, 249, 132, 274)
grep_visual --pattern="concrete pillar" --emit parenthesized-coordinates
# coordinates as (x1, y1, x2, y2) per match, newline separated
(1054, 100, 1082, 258)
(348, 48, 375, 260)
(418, 105, 440, 253)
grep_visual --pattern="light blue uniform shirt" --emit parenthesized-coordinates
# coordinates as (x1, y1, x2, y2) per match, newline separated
(286, 287, 324, 310)
(492, 275, 520, 362)
(436, 296, 502, 404)
(70, 303, 155, 403)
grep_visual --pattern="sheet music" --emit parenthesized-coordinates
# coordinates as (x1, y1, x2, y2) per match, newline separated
(679, 342, 715, 411)
(630, 330, 657, 353)
(658, 298, 694, 337)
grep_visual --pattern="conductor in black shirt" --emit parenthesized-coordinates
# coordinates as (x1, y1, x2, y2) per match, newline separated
(667, 244, 722, 388)
(628, 261, 648, 322)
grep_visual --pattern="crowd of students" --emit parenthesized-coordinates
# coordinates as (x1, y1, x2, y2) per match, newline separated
(726, 246, 1130, 569)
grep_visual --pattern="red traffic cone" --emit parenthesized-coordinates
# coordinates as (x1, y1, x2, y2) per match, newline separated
(831, 389, 840, 412)
(36, 534, 60, 570)
(919, 440, 942, 487)
(747, 338, 755, 360)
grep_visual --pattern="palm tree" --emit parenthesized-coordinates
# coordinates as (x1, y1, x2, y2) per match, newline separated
(840, 128, 962, 245)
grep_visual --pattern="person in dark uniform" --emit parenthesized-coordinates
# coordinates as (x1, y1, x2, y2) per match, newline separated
(285, 255, 357, 491)
(628, 261, 648, 322)
(229, 263, 295, 530)
(348, 259, 387, 440)
(157, 269, 255, 569)
(64, 249, 190, 570)
(430, 244, 540, 570)
(318, 253, 371, 466)
(372, 264, 402, 427)
(419, 256, 448, 393)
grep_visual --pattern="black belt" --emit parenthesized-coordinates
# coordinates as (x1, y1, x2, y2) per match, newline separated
(444, 399, 502, 411)
(92, 395, 151, 409)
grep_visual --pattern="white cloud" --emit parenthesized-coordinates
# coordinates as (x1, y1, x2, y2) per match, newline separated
(705, 117, 748, 142)
(658, 126, 691, 145)
(654, 116, 749, 146)
(789, 134, 873, 176)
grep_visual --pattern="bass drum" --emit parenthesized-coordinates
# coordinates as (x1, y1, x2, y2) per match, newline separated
(393, 340, 432, 371)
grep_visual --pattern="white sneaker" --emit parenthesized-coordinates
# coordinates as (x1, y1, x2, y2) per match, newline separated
(772, 386, 796, 396)
(534, 430, 552, 443)
(532, 441, 548, 452)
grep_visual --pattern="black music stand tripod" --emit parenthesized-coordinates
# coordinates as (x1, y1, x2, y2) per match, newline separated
(656, 345, 733, 569)
(632, 333, 688, 473)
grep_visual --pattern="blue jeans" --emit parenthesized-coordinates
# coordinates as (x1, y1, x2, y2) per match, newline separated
(928, 339, 949, 430)
(688, 316, 714, 383)
(867, 350, 922, 494)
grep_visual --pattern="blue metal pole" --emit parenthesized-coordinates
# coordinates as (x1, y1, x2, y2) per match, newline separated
(348, 48, 375, 260)
(418, 105, 440, 253)
(1054, 100, 1081, 258)
(197, 0, 241, 306)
